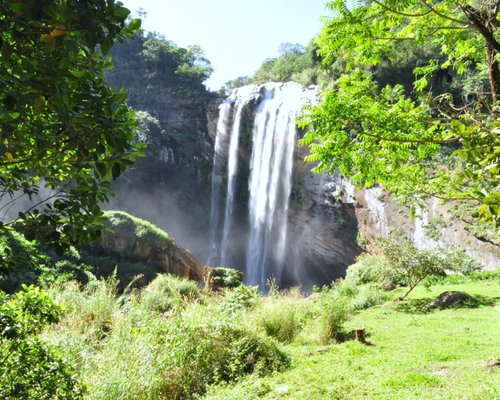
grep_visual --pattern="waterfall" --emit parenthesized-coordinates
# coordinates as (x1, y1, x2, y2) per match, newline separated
(364, 186, 389, 235)
(207, 99, 234, 266)
(219, 97, 246, 265)
(207, 82, 316, 288)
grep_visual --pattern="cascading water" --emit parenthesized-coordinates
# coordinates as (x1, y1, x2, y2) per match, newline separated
(207, 82, 316, 288)
(219, 96, 247, 266)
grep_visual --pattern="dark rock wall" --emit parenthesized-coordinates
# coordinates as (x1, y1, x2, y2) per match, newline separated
(106, 89, 219, 261)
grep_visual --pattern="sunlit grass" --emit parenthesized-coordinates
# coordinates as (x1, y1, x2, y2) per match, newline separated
(202, 280, 500, 400)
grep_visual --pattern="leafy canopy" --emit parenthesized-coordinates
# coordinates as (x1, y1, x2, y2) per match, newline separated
(300, 0, 500, 226)
(0, 0, 143, 261)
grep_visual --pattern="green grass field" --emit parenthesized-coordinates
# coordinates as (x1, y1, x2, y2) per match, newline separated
(202, 281, 500, 400)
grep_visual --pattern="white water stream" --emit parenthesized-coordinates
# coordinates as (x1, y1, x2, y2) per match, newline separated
(208, 82, 316, 287)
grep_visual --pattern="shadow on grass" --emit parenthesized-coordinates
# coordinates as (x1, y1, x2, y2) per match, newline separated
(394, 294, 499, 314)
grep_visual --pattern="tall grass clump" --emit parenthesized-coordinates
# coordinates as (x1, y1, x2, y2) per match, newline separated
(315, 286, 351, 343)
(257, 300, 300, 343)
(141, 273, 200, 312)
(43, 276, 289, 400)
(254, 287, 307, 344)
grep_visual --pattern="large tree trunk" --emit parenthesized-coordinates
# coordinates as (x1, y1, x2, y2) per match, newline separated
(486, 43, 500, 107)
(461, 4, 500, 109)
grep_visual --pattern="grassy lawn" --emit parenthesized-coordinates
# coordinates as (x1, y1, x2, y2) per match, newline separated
(202, 281, 500, 400)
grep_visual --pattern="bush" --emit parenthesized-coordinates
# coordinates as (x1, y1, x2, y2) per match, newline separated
(43, 277, 289, 400)
(81, 254, 158, 289)
(378, 233, 446, 298)
(320, 296, 350, 343)
(314, 286, 351, 343)
(345, 254, 393, 286)
(221, 284, 260, 312)
(141, 273, 200, 312)
(441, 248, 482, 275)
(156, 318, 290, 397)
(0, 285, 85, 398)
(205, 267, 243, 291)
(0, 231, 53, 293)
(257, 300, 301, 343)
(330, 279, 388, 311)
(349, 283, 388, 310)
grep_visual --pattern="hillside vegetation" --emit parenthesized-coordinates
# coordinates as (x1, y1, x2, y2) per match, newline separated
(2, 263, 498, 399)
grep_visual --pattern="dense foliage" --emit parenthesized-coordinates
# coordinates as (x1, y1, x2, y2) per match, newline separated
(106, 32, 213, 109)
(0, 0, 143, 264)
(299, 0, 500, 226)
(0, 285, 84, 398)
(224, 42, 324, 89)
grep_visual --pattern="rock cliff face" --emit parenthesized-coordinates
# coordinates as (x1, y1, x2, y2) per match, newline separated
(204, 83, 497, 287)
(285, 146, 361, 286)
(105, 74, 497, 288)
(93, 211, 206, 282)
(321, 174, 500, 270)
(106, 88, 219, 261)
(206, 84, 361, 288)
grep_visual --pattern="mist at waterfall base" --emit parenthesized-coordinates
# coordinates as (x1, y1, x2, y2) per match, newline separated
(207, 82, 321, 289)
(105, 165, 212, 262)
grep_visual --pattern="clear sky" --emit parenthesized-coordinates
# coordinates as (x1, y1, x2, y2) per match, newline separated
(121, 0, 330, 90)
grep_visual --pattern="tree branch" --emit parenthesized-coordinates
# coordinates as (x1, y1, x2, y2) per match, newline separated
(460, 4, 500, 54)
(420, 0, 468, 25)
(359, 130, 459, 144)
(372, 0, 432, 17)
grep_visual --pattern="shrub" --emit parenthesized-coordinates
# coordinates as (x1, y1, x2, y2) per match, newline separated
(43, 278, 289, 400)
(345, 254, 393, 286)
(141, 273, 199, 312)
(0, 231, 53, 293)
(378, 233, 446, 298)
(0, 285, 85, 398)
(320, 296, 349, 343)
(315, 286, 350, 343)
(441, 248, 482, 275)
(257, 301, 300, 343)
(349, 283, 388, 310)
(81, 254, 158, 289)
(205, 267, 243, 291)
(39, 260, 93, 287)
(156, 318, 290, 397)
(221, 284, 260, 312)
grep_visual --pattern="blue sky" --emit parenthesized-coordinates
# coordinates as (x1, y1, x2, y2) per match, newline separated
(122, 0, 329, 90)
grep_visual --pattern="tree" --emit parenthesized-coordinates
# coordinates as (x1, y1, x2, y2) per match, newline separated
(299, 0, 500, 226)
(0, 0, 143, 263)
(106, 33, 213, 107)
(378, 234, 445, 299)
(252, 42, 319, 85)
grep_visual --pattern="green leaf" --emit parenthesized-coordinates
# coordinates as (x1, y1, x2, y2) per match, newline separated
(128, 18, 141, 31)
(69, 69, 86, 78)
(101, 35, 113, 55)
(112, 162, 121, 180)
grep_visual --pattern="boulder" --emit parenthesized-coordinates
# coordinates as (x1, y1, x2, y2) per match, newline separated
(93, 211, 206, 282)
(426, 291, 472, 310)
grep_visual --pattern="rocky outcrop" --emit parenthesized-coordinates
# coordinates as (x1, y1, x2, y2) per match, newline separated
(93, 211, 206, 281)
(328, 178, 500, 270)
(285, 150, 361, 286)
(426, 291, 473, 309)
